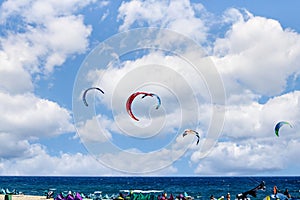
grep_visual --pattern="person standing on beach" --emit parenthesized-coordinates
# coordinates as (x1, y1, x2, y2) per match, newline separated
(226, 193, 230, 200)
(273, 186, 278, 195)
(284, 189, 291, 198)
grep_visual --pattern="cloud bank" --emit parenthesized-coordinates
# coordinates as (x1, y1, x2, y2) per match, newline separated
(0, 0, 300, 175)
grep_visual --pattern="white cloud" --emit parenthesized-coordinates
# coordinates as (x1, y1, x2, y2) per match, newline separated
(82, 50, 212, 138)
(98, 1, 110, 8)
(0, 133, 33, 159)
(1, 0, 300, 176)
(262, 92, 300, 122)
(190, 91, 300, 175)
(0, 92, 74, 140)
(185, 9, 300, 175)
(117, 0, 209, 43)
(0, 0, 97, 23)
(226, 91, 299, 139)
(192, 138, 300, 175)
(76, 114, 113, 143)
(41, 15, 91, 73)
(0, 145, 116, 176)
(221, 8, 253, 25)
(70, 21, 228, 173)
(0, 0, 95, 175)
(90, 51, 211, 108)
(101, 9, 109, 21)
(1, 15, 91, 75)
(0, 0, 92, 83)
(0, 141, 180, 175)
(0, 50, 33, 94)
(213, 10, 300, 96)
(96, 133, 194, 174)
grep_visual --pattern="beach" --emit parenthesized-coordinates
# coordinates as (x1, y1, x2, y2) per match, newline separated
(0, 194, 52, 200)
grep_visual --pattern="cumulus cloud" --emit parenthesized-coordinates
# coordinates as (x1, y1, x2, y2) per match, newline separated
(95, 133, 194, 174)
(0, 91, 75, 161)
(1, 15, 91, 76)
(213, 9, 300, 97)
(73, 35, 224, 173)
(117, 0, 209, 43)
(0, 145, 179, 176)
(0, 92, 74, 139)
(192, 138, 300, 175)
(76, 114, 113, 143)
(0, 0, 92, 88)
(0, 133, 33, 159)
(1, 0, 300, 176)
(77, 2, 300, 176)
(188, 8, 300, 175)
(0, 133, 182, 175)
(0, 145, 116, 176)
(79, 49, 214, 138)
(0, 0, 97, 22)
(190, 92, 300, 175)
(0, 0, 94, 175)
(0, 50, 33, 94)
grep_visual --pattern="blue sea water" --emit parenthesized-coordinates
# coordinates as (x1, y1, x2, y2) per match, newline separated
(0, 176, 299, 199)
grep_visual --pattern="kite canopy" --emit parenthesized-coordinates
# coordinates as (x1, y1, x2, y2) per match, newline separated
(126, 92, 161, 121)
(142, 93, 161, 109)
(82, 87, 104, 107)
(183, 129, 200, 145)
(274, 121, 292, 137)
(236, 181, 266, 200)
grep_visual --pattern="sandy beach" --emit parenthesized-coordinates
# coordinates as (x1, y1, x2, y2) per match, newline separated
(0, 194, 53, 200)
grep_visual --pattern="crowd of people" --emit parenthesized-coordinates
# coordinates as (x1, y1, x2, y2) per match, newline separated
(273, 186, 292, 199)
(209, 193, 231, 200)
(209, 185, 294, 200)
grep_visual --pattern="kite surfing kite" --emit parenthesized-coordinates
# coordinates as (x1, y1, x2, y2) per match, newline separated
(236, 181, 266, 200)
(126, 92, 161, 121)
(274, 121, 292, 137)
(183, 129, 200, 145)
(142, 93, 161, 109)
(82, 87, 104, 107)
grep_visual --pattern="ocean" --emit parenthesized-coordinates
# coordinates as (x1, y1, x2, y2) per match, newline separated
(0, 176, 299, 199)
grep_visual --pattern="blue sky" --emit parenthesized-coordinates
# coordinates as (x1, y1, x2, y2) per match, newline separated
(0, 0, 300, 176)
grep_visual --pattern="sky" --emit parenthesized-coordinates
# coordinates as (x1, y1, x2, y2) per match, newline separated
(0, 0, 300, 176)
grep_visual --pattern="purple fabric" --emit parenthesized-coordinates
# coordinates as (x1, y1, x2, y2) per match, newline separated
(66, 194, 75, 200)
(55, 194, 65, 200)
(74, 192, 83, 200)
